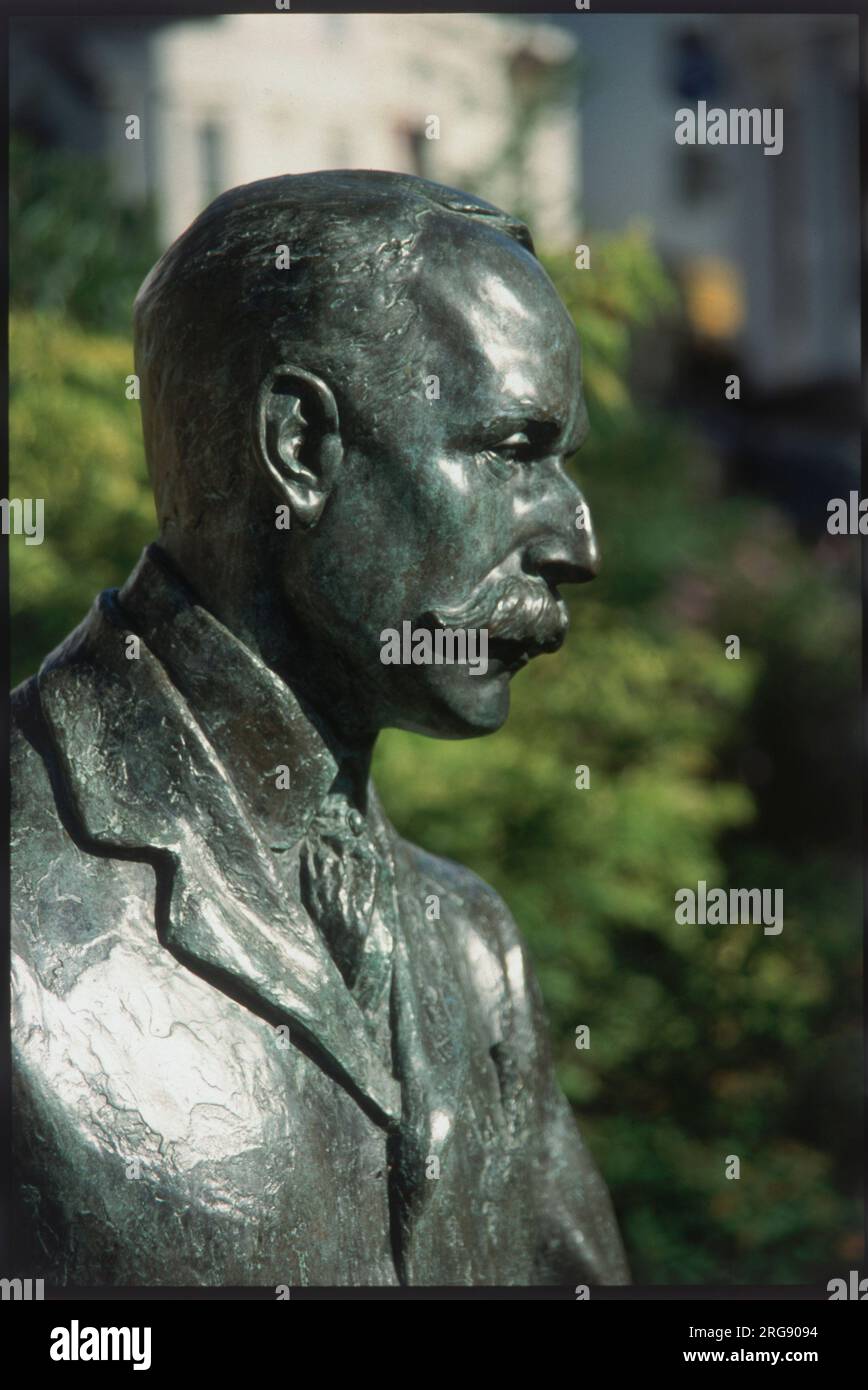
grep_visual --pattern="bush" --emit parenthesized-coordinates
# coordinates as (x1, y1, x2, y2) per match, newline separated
(10, 310, 154, 681)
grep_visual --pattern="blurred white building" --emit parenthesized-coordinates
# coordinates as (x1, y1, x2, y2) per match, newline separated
(11, 13, 580, 253)
(571, 12, 859, 391)
(13, 10, 857, 397)
(144, 13, 579, 248)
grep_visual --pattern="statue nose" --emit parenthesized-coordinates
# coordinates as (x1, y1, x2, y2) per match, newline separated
(527, 509, 600, 587)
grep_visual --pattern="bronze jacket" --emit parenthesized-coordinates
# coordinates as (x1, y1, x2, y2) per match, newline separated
(11, 546, 629, 1288)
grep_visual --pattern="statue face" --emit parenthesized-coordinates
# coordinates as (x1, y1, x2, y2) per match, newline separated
(288, 222, 598, 740)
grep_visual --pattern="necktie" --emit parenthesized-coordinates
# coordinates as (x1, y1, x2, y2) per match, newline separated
(298, 793, 396, 1022)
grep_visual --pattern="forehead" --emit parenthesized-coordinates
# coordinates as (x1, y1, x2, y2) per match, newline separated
(412, 218, 583, 427)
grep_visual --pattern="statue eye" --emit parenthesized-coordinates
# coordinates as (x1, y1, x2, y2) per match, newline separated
(479, 432, 534, 477)
(493, 431, 532, 458)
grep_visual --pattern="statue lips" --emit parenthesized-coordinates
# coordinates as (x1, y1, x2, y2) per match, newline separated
(497, 631, 567, 672)
(427, 579, 570, 678)
(489, 615, 569, 678)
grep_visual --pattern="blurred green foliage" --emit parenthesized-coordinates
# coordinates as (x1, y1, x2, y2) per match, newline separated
(10, 312, 155, 670)
(10, 134, 159, 333)
(9, 141, 861, 1285)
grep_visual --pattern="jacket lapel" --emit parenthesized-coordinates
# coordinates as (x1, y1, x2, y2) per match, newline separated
(37, 588, 401, 1129)
(372, 809, 472, 1275)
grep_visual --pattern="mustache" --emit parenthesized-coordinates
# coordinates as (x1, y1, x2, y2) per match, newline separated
(425, 574, 568, 654)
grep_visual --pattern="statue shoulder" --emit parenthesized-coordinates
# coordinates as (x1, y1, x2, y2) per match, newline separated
(397, 836, 537, 1011)
(399, 836, 518, 933)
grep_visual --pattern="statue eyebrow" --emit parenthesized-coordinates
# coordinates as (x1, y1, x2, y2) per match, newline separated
(473, 407, 589, 455)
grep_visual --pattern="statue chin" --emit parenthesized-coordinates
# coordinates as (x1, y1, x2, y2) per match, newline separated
(396, 667, 513, 740)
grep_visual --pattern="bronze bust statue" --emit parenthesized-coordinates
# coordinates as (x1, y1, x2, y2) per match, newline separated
(11, 170, 629, 1287)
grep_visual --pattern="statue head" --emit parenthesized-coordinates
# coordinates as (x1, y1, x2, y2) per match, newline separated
(134, 170, 598, 742)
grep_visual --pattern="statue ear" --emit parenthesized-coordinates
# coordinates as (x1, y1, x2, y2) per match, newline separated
(255, 365, 342, 527)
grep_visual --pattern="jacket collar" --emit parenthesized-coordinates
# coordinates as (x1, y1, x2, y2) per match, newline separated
(118, 544, 342, 851)
(37, 546, 401, 1128)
